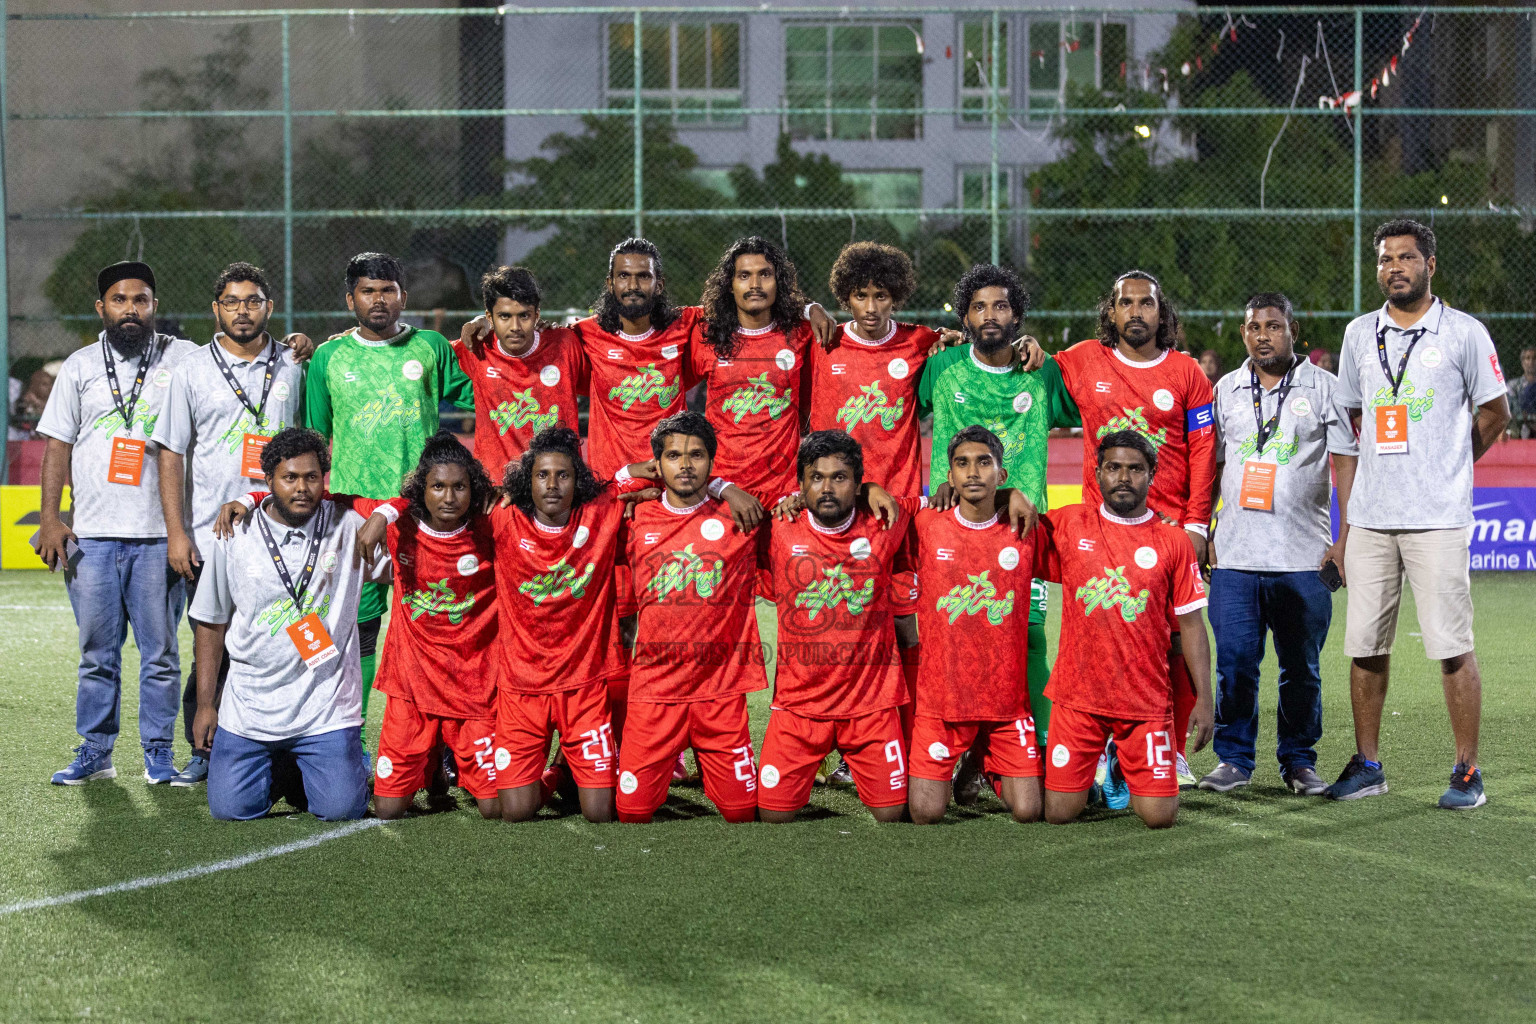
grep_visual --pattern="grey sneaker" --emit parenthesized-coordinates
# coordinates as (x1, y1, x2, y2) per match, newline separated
(170, 754, 210, 787)
(827, 758, 854, 787)
(1175, 752, 1197, 790)
(1282, 764, 1327, 796)
(1325, 754, 1388, 801)
(1197, 762, 1251, 792)
(1438, 763, 1486, 810)
(953, 750, 986, 807)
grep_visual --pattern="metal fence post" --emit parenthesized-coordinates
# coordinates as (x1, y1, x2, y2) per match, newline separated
(989, 8, 1001, 266)
(1352, 7, 1363, 314)
(282, 13, 294, 336)
(633, 9, 643, 239)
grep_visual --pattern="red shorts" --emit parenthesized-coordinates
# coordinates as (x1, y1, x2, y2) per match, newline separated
(374, 695, 499, 800)
(617, 694, 757, 821)
(616, 565, 638, 619)
(1044, 704, 1178, 798)
(890, 570, 919, 617)
(495, 680, 617, 791)
(908, 715, 1042, 782)
(757, 706, 907, 812)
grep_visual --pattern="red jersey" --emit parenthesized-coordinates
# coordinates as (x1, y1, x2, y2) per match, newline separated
(911, 506, 1038, 721)
(626, 495, 770, 704)
(1053, 340, 1216, 530)
(453, 327, 588, 479)
(768, 507, 911, 719)
(689, 320, 814, 500)
(1036, 503, 1208, 720)
(808, 321, 937, 497)
(574, 306, 703, 479)
(487, 489, 630, 694)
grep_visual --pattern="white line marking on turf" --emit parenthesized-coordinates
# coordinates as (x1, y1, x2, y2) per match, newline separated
(0, 818, 384, 916)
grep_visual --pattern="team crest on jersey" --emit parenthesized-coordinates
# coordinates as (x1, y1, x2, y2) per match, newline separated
(609, 363, 681, 411)
(1368, 379, 1435, 421)
(835, 381, 904, 431)
(489, 389, 559, 436)
(935, 570, 1015, 625)
(403, 578, 476, 623)
(794, 565, 875, 620)
(349, 383, 421, 437)
(518, 558, 596, 605)
(647, 543, 725, 602)
(1075, 566, 1151, 622)
(721, 374, 793, 423)
(255, 593, 332, 637)
(1096, 407, 1168, 449)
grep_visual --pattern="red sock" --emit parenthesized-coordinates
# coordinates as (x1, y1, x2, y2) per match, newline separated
(1170, 652, 1195, 757)
(538, 765, 561, 806)
(900, 644, 921, 749)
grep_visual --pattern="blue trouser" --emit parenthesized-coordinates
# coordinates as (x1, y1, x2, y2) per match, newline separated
(207, 725, 368, 821)
(1208, 568, 1331, 774)
(64, 538, 186, 752)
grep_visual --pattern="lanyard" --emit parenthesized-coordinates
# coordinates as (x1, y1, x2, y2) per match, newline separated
(1375, 322, 1425, 402)
(209, 336, 278, 423)
(101, 335, 156, 431)
(256, 502, 328, 608)
(1249, 358, 1298, 457)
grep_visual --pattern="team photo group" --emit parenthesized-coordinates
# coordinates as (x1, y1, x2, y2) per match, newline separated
(32, 216, 1511, 829)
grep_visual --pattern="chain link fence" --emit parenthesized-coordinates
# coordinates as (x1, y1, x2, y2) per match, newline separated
(4, 6, 1534, 410)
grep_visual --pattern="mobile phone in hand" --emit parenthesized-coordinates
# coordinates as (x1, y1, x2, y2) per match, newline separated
(1319, 559, 1343, 592)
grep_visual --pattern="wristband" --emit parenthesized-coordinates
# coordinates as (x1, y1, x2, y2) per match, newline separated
(707, 478, 734, 499)
(375, 504, 401, 525)
(1184, 522, 1209, 539)
(615, 465, 633, 485)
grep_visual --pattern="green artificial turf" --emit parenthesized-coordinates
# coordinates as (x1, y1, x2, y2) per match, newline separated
(0, 569, 1533, 1023)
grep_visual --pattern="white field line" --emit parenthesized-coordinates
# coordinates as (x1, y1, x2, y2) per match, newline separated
(0, 817, 384, 916)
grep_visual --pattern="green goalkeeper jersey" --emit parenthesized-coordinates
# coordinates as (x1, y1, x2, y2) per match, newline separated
(917, 343, 1080, 510)
(305, 326, 475, 498)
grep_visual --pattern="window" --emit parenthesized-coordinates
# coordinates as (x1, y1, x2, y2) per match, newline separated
(1026, 19, 1128, 120)
(784, 23, 923, 141)
(958, 166, 1016, 210)
(844, 170, 922, 236)
(607, 20, 743, 127)
(958, 18, 1009, 125)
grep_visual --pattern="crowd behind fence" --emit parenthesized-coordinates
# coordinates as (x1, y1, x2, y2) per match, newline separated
(5, 4, 1536, 464)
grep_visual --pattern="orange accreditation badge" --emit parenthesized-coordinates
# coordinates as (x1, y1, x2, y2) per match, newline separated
(286, 613, 338, 668)
(240, 433, 269, 479)
(1237, 460, 1276, 511)
(108, 437, 146, 485)
(1375, 403, 1409, 455)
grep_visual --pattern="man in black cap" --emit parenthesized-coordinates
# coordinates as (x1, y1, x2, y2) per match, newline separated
(34, 261, 202, 785)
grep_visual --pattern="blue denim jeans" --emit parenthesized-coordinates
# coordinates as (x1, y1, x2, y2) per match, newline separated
(207, 726, 368, 821)
(64, 538, 186, 752)
(1208, 568, 1331, 774)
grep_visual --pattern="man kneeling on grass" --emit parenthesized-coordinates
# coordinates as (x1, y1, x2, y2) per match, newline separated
(192, 428, 390, 821)
(1034, 430, 1214, 828)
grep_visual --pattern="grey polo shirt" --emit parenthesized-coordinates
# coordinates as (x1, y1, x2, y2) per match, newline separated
(1212, 357, 1358, 572)
(1335, 300, 1507, 531)
(149, 335, 306, 552)
(189, 498, 393, 743)
(35, 333, 198, 539)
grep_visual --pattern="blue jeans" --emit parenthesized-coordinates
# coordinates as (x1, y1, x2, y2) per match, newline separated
(207, 726, 368, 821)
(1208, 568, 1331, 774)
(64, 538, 186, 752)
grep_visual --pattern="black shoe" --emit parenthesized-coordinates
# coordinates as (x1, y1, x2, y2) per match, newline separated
(1282, 764, 1327, 796)
(440, 745, 460, 788)
(1438, 763, 1486, 810)
(827, 758, 854, 786)
(1324, 754, 1387, 801)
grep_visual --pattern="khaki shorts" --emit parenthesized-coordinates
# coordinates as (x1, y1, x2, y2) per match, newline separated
(1343, 526, 1474, 661)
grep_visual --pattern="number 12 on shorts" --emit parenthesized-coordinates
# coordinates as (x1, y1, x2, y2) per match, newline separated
(1145, 730, 1173, 781)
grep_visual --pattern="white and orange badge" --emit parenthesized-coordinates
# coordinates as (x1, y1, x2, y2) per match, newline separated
(108, 437, 146, 485)
(1237, 460, 1277, 511)
(1375, 403, 1409, 455)
(286, 612, 338, 668)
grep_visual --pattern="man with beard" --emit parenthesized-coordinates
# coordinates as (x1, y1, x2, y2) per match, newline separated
(917, 264, 1077, 771)
(193, 428, 388, 821)
(757, 430, 910, 823)
(151, 262, 309, 785)
(1050, 271, 1216, 791)
(689, 236, 821, 502)
(1199, 293, 1357, 797)
(1036, 431, 1213, 828)
(36, 262, 199, 785)
(1327, 220, 1509, 809)
(305, 252, 475, 730)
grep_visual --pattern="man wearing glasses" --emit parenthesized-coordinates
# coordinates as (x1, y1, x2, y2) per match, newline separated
(151, 262, 311, 785)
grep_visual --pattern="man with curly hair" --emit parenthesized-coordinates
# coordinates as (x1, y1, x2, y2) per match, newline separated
(191, 428, 391, 821)
(917, 265, 1078, 776)
(1049, 270, 1217, 790)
